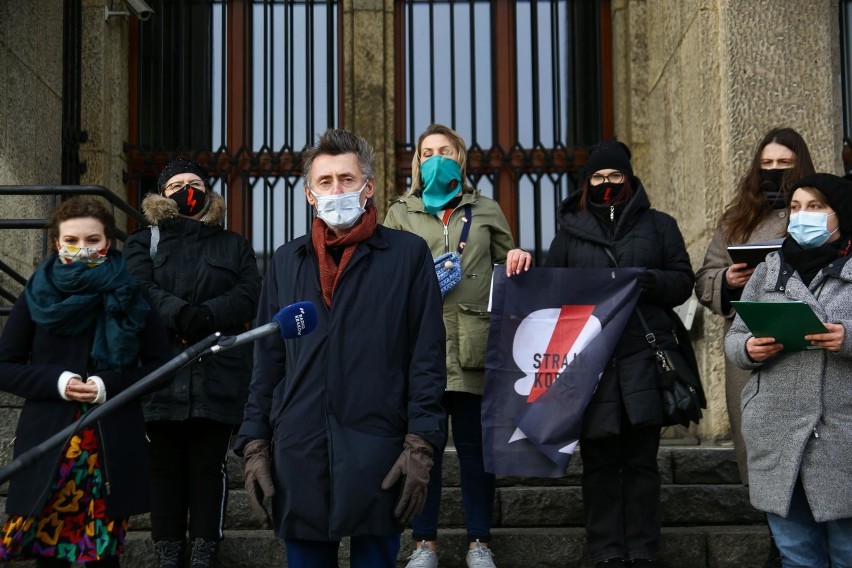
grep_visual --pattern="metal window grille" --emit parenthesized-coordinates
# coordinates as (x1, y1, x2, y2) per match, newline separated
(126, 0, 339, 268)
(395, 0, 610, 262)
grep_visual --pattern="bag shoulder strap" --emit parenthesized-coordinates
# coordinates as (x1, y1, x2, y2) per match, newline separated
(457, 204, 473, 255)
(149, 225, 160, 259)
(602, 246, 658, 348)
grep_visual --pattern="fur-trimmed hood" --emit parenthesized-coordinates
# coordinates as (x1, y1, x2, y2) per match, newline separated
(141, 191, 226, 226)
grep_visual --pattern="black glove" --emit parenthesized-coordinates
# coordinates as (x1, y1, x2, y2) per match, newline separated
(381, 434, 434, 525)
(636, 270, 660, 299)
(175, 305, 215, 342)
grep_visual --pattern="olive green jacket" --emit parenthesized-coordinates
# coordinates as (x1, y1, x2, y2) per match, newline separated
(383, 189, 515, 394)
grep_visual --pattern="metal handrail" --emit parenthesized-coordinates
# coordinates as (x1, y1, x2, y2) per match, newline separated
(0, 185, 146, 225)
(0, 185, 146, 315)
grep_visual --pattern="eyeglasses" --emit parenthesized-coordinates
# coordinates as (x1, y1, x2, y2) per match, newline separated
(589, 172, 625, 184)
(164, 180, 205, 194)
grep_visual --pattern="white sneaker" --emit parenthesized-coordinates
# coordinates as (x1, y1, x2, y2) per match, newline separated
(466, 540, 496, 568)
(405, 541, 438, 568)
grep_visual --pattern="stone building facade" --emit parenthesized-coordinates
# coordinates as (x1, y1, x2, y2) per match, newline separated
(0, 0, 844, 444)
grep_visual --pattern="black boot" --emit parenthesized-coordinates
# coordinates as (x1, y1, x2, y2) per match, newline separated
(190, 537, 219, 568)
(154, 539, 186, 568)
(595, 559, 627, 568)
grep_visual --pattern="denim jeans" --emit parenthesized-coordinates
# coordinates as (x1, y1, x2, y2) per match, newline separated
(581, 422, 661, 563)
(285, 535, 400, 568)
(411, 391, 496, 543)
(766, 477, 852, 568)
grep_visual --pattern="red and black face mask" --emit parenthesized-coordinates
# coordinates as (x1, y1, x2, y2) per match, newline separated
(169, 185, 207, 216)
(588, 182, 624, 204)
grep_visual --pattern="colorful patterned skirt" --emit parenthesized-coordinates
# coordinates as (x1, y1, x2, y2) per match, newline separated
(0, 424, 127, 562)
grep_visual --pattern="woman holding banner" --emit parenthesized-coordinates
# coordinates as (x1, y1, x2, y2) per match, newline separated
(383, 124, 531, 568)
(0, 197, 170, 567)
(544, 141, 695, 567)
(725, 173, 852, 566)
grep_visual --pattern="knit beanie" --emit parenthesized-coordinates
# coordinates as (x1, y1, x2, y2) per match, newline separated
(157, 158, 208, 193)
(791, 173, 852, 236)
(584, 140, 634, 179)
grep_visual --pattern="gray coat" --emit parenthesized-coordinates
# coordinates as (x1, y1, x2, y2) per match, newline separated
(695, 209, 788, 483)
(724, 248, 852, 521)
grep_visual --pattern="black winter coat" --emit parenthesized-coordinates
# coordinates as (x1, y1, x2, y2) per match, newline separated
(125, 193, 262, 425)
(0, 288, 170, 517)
(236, 224, 446, 541)
(544, 181, 695, 437)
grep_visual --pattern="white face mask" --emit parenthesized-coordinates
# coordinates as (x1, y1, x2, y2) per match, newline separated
(311, 182, 368, 230)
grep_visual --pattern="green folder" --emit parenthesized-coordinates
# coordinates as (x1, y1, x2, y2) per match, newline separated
(731, 301, 829, 352)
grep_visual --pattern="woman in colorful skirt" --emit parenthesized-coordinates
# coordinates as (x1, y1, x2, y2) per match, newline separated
(0, 197, 170, 567)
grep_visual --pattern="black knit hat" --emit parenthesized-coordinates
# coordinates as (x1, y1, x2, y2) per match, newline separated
(157, 158, 208, 193)
(791, 173, 852, 236)
(584, 140, 634, 179)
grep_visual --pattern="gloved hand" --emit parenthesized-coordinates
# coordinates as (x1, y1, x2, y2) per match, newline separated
(636, 270, 660, 299)
(175, 305, 215, 342)
(243, 439, 275, 529)
(381, 434, 434, 525)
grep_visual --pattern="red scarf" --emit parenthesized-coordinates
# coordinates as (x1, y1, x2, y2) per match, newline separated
(311, 203, 378, 307)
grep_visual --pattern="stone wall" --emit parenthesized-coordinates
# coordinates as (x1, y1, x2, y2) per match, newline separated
(0, 1, 63, 290)
(612, 0, 843, 441)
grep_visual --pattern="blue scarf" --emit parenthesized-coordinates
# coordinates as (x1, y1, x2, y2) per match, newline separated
(24, 249, 150, 371)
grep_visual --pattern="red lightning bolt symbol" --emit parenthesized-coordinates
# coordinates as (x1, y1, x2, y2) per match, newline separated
(187, 187, 198, 212)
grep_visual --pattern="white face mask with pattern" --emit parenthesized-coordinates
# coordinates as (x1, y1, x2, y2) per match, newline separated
(56, 245, 109, 266)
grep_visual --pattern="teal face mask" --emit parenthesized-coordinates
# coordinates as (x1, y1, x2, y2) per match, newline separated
(420, 157, 463, 214)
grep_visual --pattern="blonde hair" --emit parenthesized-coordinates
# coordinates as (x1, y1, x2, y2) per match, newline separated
(409, 124, 473, 196)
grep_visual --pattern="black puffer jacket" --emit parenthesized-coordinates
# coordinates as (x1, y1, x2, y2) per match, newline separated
(544, 180, 695, 437)
(125, 193, 262, 424)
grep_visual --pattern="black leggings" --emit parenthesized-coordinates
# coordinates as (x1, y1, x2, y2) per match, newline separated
(147, 418, 233, 541)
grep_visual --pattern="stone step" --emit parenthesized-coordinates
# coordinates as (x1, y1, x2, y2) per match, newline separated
(160, 481, 758, 533)
(223, 445, 743, 489)
(101, 525, 771, 568)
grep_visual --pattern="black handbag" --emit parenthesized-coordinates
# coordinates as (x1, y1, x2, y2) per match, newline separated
(645, 333, 704, 428)
(602, 247, 704, 427)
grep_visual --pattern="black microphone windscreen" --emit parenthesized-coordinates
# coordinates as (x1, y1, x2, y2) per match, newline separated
(272, 301, 318, 339)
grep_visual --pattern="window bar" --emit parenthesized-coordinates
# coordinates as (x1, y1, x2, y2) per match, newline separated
(551, 0, 562, 144)
(449, 0, 457, 127)
(529, 0, 541, 146)
(326, 0, 336, 130)
(428, 0, 437, 125)
(307, 1, 316, 146)
(286, 0, 294, 150)
(468, 0, 477, 148)
(407, 0, 416, 145)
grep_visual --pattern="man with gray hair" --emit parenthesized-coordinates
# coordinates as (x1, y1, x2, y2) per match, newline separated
(235, 129, 446, 567)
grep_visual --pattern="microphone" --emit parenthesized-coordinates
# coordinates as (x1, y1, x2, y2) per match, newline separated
(205, 301, 318, 355)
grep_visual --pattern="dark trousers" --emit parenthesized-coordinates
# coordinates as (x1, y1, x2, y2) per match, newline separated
(285, 535, 401, 568)
(581, 422, 661, 563)
(147, 418, 233, 541)
(411, 391, 495, 543)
